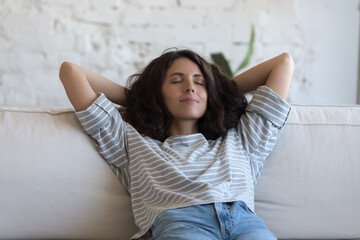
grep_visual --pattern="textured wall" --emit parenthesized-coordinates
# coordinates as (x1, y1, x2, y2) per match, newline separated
(0, 0, 359, 106)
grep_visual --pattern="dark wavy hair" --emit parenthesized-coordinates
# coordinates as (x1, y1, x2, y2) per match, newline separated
(121, 49, 248, 141)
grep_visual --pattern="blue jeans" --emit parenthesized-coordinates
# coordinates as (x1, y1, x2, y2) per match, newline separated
(151, 201, 277, 240)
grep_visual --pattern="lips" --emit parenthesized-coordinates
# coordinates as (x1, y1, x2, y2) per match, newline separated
(180, 97, 199, 103)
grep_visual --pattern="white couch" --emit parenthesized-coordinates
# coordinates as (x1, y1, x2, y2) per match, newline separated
(1, 104, 359, 240)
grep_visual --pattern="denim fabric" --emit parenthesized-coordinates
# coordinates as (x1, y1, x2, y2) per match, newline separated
(151, 201, 277, 240)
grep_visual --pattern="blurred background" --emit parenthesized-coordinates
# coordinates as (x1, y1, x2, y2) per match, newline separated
(0, 0, 359, 106)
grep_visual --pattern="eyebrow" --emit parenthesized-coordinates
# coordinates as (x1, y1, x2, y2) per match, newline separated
(169, 72, 204, 78)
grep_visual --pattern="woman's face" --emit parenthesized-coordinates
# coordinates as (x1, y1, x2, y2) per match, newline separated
(161, 57, 208, 123)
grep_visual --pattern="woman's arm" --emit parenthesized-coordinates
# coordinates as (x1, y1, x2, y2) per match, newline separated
(232, 52, 294, 100)
(59, 62, 126, 111)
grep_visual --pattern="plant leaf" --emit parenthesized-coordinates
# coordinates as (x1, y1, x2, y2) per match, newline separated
(211, 53, 233, 77)
(235, 24, 255, 73)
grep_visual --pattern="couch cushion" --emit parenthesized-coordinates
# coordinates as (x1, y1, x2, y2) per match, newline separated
(255, 104, 360, 239)
(0, 106, 137, 239)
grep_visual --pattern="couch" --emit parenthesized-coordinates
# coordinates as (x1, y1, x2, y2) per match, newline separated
(0, 103, 359, 240)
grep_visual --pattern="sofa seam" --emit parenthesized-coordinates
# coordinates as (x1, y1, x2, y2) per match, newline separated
(0, 109, 75, 115)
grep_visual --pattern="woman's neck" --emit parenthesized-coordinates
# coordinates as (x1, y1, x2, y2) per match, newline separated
(168, 120, 198, 136)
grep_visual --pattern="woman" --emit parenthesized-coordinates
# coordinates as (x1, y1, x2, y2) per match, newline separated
(59, 49, 293, 240)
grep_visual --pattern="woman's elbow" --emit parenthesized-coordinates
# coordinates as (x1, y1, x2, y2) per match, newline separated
(280, 52, 295, 73)
(59, 61, 75, 83)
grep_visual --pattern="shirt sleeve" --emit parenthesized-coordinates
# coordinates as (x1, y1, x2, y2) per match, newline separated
(75, 93, 131, 189)
(238, 85, 291, 183)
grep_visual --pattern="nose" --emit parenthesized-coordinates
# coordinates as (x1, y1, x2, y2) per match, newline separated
(185, 88, 195, 93)
(184, 80, 195, 93)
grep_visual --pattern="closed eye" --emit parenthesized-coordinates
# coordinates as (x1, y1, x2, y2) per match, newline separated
(171, 79, 182, 84)
(169, 75, 183, 83)
(194, 75, 205, 86)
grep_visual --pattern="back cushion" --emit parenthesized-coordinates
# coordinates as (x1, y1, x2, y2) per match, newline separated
(0, 106, 137, 239)
(255, 105, 360, 239)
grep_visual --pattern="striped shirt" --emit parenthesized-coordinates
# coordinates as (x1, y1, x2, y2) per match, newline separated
(75, 85, 291, 239)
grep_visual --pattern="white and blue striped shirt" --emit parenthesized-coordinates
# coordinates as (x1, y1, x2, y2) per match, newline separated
(76, 85, 291, 239)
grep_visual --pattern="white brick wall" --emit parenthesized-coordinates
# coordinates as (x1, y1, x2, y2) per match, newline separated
(0, 0, 359, 106)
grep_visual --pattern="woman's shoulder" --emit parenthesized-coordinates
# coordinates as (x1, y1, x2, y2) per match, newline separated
(75, 93, 126, 134)
(245, 85, 291, 129)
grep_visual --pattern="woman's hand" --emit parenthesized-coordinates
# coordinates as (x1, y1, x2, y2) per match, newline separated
(232, 52, 294, 100)
(59, 62, 126, 111)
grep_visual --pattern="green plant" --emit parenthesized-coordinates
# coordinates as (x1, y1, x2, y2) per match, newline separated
(211, 24, 255, 78)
